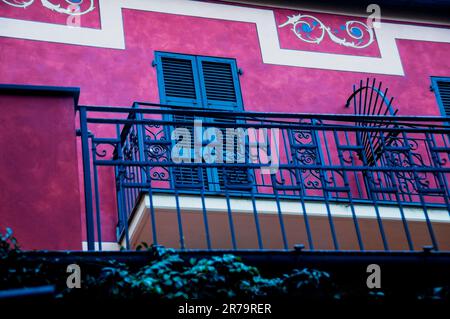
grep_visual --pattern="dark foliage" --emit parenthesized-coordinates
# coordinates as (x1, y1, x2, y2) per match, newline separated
(1, 229, 449, 303)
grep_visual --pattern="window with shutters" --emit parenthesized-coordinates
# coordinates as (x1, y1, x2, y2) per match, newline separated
(431, 77, 450, 117)
(154, 52, 252, 192)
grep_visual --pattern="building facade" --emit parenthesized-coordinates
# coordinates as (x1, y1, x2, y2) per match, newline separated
(0, 0, 449, 252)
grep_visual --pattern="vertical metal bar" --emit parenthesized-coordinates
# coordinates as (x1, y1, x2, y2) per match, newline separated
(222, 165, 237, 250)
(344, 131, 363, 198)
(366, 78, 376, 119)
(132, 124, 140, 209)
(367, 83, 388, 202)
(281, 126, 294, 198)
(124, 164, 131, 219)
(90, 136, 102, 251)
(443, 132, 450, 163)
(358, 125, 389, 251)
(136, 107, 158, 246)
(363, 78, 369, 117)
(147, 185, 158, 245)
(117, 176, 130, 249)
(358, 79, 363, 117)
(313, 124, 339, 250)
(269, 127, 288, 250)
(79, 105, 95, 251)
(199, 175, 212, 250)
(116, 124, 130, 250)
(250, 185, 264, 250)
(244, 124, 265, 249)
(321, 176, 339, 250)
(430, 133, 450, 199)
(390, 175, 414, 251)
(293, 162, 314, 250)
(401, 131, 438, 250)
(248, 124, 263, 249)
(380, 132, 414, 251)
(333, 130, 364, 251)
(287, 123, 314, 250)
(429, 133, 450, 216)
(129, 128, 136, 211)
(114, 165, 122, 237)
(174, 188, 185, 250)
(321, 129, 337, 198)
(272, 189, 289, 250)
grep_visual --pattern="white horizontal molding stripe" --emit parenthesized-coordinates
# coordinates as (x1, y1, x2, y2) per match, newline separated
(1, 0, 450, 75)
(121, 194, 449, 247)
(81, 241, 121, 251)
(147, 194, 450, 223)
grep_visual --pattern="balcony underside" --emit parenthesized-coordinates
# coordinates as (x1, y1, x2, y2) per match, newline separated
(119, 194, 450, 251)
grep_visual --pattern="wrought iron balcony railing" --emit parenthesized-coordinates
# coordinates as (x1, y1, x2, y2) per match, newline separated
(78, 103, 450, 252)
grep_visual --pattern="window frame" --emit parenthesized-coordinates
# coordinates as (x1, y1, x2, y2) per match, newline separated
(430, 76, 450, 117)
(155, 52, 202, 107)
(154, 51, 250, 192)
(197, 55, 243, 110)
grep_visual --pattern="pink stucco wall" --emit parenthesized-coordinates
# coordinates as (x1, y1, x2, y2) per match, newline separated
(0, 94, 82, 250)
(0, 2, 449, 246)
(1, 7, 448, 114)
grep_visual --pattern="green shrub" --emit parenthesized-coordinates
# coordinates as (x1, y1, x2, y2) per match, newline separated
(76, 245, 334, 300)
(0, 228, 50, 290)
(1, 229, 448, 303)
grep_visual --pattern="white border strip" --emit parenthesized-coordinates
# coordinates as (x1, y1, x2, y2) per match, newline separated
(148, 194, 450, 223)
(0, 0, 450, 75)
(122, 193, 450, 246)
(81, 241, 120, 251)
(226, 0, 450, 26)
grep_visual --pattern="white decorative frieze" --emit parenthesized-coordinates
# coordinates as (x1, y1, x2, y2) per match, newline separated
(1, 0, 450, 75)
(2, 0, 95, 15)
(278, 14, 375, 49)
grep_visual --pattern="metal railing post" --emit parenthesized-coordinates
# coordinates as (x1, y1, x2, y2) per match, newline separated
(79, 105, 95, 251)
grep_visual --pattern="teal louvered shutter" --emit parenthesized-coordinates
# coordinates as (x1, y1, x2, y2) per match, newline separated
(155, 52, 207, 189)
(197, 56, 243, 109)
(197, 57, 252, 190)
(432, 77, 450, 117)
(156, 53, 202, 107)
(171, 113, 210, 190)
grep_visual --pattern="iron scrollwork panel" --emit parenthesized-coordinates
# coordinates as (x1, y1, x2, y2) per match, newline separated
(143, 124, 171, 185)
(275, 121, 324, 197)
(367, 132, 438, 202)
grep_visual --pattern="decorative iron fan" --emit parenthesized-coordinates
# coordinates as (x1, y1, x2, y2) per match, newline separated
(345, 78, 399, 166)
